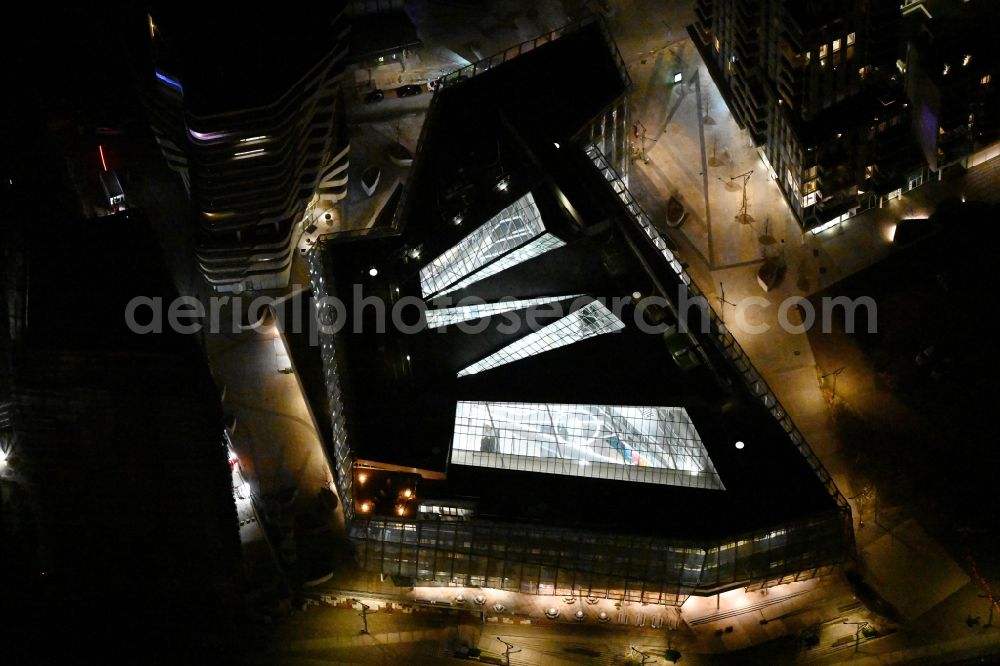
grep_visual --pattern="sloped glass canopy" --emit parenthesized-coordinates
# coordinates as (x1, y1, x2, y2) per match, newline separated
(451, 401, 725, 490)
(425, 295, 582, 329)
(457, 300, 623, 377)
(419, 192, 563, 297)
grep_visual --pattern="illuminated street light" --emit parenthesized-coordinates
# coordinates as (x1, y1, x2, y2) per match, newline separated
(357, 472, 368, 485)
(843, 620, 872, 653)
(631, 645, 654, 664)
(350, 598, 371, 634)
(496, 637, 520, 665)
(402, 488, 413, 499)
(359, 500, 372, 513)
(368, 267, 378, 277)
(735, 441, 745, 450)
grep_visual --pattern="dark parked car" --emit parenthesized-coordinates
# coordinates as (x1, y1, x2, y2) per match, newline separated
(397, 84, 422, 97)
(364, 89, 385, 103)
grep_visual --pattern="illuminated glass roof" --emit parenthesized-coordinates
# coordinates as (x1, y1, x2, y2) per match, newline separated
(425, 295, 583, 329)
(419, 192, 559, 297)
(451, 401, 725, 490)
(457, 300, 623, 376)
(436, 233, 565, 297)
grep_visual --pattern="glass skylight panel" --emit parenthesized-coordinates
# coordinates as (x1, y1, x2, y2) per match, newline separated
(425, 295, 583, 329)
(451, 402, 725, 490)
(419, 192, 547, 297)
(435, 233, 565, 297)
(457, 300, 624, 377)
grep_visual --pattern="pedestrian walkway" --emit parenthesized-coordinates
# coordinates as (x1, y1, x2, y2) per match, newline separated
(621, 31, 1000, 666)
(289, 628, 447, 652)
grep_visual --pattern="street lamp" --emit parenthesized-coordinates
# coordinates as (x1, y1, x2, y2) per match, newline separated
(843, 620, 871, 653)
(630, 645, 654, 664)
(717, 282, 736, 323)
(730, 170, 754, 225)
(351, 598, 371, 634)
(821, 366, 846, 401)
(496, 637, 520, 666)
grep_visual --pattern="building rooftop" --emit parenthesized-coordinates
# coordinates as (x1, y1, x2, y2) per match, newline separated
(305, 21, 842, 542)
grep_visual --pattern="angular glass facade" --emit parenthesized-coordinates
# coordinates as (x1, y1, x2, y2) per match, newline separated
(308, 17, 852, 610)
(419, 192, 554, 297)
(451, 402, 725, 490)
(457, 300, 624, 377)
(349, 512, 846, 606)
(436, 233, 565, 297)
(425, 295, 582, 329)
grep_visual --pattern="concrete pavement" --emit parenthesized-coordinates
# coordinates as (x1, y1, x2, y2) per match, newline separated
(618, 17, 1000, 665)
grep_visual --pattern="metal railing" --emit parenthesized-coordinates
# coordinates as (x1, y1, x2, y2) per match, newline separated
(584, 144, 849, 513)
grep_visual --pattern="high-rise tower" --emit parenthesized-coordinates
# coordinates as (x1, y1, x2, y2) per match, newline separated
(144, 7, 350, 291)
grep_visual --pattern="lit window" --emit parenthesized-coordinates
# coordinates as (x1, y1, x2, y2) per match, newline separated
(451, 401, 725, 490)
(233, 148, 265, 160)
(804, 51, 811, 65)
(943, 64, 950, 76)
(714, 37, 720, 52)
(833, 39, 841, 53)
(963, 55, 972, 67)
(982, 74, 992, 85)
(865, 165, 874, 179)
(457, 301, 624, 377)
(846, 32, 856, 46)
(803, 179, 818, 195)
(819, 44, 828, 58)
(155, 70, 184, 94)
